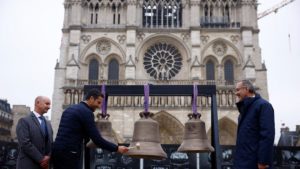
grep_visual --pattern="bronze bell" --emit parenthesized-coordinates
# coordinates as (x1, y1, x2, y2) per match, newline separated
(177, 113, 214, 153)
(124, 112, 167, 159)
(86, 114, 115, 148)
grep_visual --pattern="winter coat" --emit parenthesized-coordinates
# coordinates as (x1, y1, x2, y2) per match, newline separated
(233, 94, 275, 169)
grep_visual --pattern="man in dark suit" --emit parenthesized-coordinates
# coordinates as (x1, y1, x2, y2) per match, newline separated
(16, 96, 53, 169)
(52, 89, 129, 169)
(234, 80, 275, 169)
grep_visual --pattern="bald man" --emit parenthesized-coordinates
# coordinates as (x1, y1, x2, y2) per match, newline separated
(16, 96, 53, 169)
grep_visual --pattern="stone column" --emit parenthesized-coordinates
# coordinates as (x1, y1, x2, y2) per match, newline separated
(125, 0, 137, 80)
(191, 29, 201, 79)
(242, 28, 255, 80)
(70, 1, 82, 26)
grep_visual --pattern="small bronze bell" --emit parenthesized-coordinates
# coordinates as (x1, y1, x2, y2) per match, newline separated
(86, 114, 115, 148)
(177, 113, 214, 153)
(124, 112, 167, 159)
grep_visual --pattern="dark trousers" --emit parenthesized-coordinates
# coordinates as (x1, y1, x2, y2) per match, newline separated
(52, 149, 81, 169)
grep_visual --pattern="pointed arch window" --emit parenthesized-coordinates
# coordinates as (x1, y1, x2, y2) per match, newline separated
(206, 60, 215, 80)
(112, 4, 120, 25)
(89, 59, 99, 80)
(108, 59, 119, 80)
(224, 60, 234, 85)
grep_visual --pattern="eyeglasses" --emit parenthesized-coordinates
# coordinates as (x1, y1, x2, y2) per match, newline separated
(234, 86, 246, 92)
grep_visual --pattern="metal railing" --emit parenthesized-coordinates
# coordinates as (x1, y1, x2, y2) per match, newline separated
(0, 116, 13, 124)
(0, 127, 11, 135)
(200, 16, 240, 28)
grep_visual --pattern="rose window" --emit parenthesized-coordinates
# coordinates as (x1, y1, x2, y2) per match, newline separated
(143, 43, 182, 80)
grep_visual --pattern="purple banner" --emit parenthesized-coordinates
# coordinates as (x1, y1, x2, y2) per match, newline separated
(101, 84, 106, 115)
(144, 84, 149, 113)
(192, 84, 198, 115)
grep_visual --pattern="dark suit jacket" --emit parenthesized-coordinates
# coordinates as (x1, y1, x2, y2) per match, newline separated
(16, 112, 53, 169)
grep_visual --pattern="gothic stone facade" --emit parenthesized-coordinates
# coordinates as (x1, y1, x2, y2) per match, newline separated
(0, 99, 13, 142)
(11, 105, 31, 142)
(51, 0, 269, 145)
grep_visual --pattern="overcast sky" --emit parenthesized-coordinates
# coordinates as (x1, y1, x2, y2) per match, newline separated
(0, 0, 299, 143)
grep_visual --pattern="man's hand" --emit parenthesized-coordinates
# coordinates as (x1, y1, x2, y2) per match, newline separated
(40, 155, 50, 169)
(258, 163, 269, 169)
(117, 146, 129, 154)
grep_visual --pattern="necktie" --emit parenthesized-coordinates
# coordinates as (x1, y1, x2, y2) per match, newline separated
(39, 116, 47, 137)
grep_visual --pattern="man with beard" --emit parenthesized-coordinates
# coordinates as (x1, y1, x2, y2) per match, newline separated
(234, 80, 275, 169)
(52, 89, 128, 169)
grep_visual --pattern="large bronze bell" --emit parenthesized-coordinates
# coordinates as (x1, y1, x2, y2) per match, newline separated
(86, 114, 115, 148)
(124, 112, 167, 159)
(177, 113, 214, 153)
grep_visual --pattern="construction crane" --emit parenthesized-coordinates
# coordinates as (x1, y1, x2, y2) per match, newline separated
(257, 0, 296, 19)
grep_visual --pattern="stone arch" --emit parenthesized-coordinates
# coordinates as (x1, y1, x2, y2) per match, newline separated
(80, 37, 126, 64)
(84, 53, 102, 64)
(221, 55, 238, 82)
(104, 53, 123, 65)
(207, 117, 237, 145)
(104, 53, 125, 80)
(202, 55, 219, 81)
(82, 53, 102, 80)
(136, 33, 191, 62)
(153, 111, 184, 144)
(203, 55, 219, 65)
(221, 55, 238, 65)
(201, 38, 243, 65)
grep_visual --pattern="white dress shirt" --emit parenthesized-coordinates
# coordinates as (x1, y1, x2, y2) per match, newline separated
(33, 111, 42, 125)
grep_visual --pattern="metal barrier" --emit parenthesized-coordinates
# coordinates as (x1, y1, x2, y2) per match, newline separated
(1, 141, 300, 169)
(0, 141, 18, 169)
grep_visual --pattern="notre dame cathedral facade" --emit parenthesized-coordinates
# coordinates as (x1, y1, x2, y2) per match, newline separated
(51, 0, 269, 145)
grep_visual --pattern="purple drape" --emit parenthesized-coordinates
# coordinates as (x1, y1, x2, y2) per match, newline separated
(101, 84, 106, 115)
(144, 84, 149, 113)
(192, 84, 198, 115)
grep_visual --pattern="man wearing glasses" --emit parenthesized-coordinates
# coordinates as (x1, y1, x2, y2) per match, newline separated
(234, 80, 275, 169)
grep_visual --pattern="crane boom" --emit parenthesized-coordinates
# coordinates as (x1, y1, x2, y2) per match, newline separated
(257, 0, 296, 19)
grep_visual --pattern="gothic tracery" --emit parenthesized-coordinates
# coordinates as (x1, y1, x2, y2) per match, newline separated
(143, 0, 182, 28)
(143, 43, 182, 80)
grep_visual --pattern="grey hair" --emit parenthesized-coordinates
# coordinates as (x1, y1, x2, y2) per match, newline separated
(241, 80, 255, 94)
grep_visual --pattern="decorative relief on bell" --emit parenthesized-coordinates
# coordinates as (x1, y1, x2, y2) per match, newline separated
(124, 112, 168, 159)
(177, 113, 215, 153)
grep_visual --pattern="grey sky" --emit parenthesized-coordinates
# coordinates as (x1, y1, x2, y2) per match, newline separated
(0, 0, 299, 143)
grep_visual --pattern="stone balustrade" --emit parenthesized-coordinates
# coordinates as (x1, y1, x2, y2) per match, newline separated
(62, 80, 238, 109)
